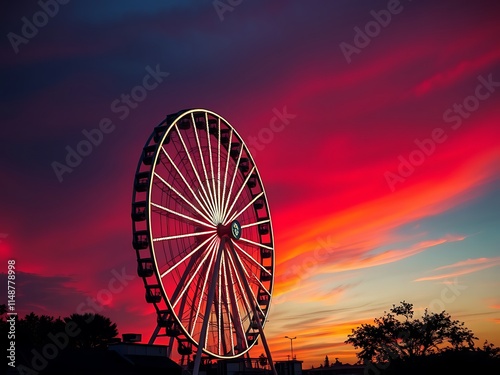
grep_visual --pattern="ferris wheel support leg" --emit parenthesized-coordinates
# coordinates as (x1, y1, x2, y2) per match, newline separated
(244, 352, 253, 369)
(228, 241, 278, 375)
(148, 324, 161, 345)
(167, 335, 175, 358)
(193, 238, 225, 375)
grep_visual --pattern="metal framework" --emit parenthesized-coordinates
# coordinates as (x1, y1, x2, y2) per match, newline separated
(131, 109, 276, 374)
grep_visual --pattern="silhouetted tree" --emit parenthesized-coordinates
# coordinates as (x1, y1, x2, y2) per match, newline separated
(19, 312, 66, 349)
(345, 301, 477, 364)
(64, 313, 118, 349)
(482, 340, 500, 358)
(324, 355, 330, 367)
(1, 310, 67, 370)
(2, 309, 121, 373)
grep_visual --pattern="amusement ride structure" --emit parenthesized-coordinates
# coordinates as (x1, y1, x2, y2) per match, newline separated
(131, 109, 276, 374)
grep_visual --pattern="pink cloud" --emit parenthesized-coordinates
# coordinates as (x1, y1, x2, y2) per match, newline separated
(414, 48, 500, 96)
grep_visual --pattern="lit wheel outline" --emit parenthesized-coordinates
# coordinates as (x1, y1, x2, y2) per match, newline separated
(131, 109, 275, 359)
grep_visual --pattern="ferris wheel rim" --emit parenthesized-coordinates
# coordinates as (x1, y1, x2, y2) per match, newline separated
(132, 108, 275, 359)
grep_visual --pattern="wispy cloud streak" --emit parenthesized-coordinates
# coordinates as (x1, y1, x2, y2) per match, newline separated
(415, 257, 500, 282)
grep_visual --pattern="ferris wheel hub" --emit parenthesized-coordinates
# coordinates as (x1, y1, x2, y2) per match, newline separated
(217, 220, 241, 240)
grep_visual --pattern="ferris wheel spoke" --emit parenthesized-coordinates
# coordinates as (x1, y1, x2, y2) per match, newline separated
(221, 139, 243, 224)
(195, 188, 216, 224)
(247, 271, 271, 299)
(190, 240, 219, 338)
(225, 245, 254, 326)
(233, 252, 271, 298)
(228, 240, 276, 373)
(175, 124, 217, 221)
(238, 237, 273, 251)
(153, 229, 215, 242)
(151, 202, 215, 229)
(174, 277, 194, 336)
(205, 113, 219, 223)
(160, 234, 217, 278)
(192, 238, 225, 371)
(225, 191, 264, 225)
(223, 248, 249, 352)
(221, 253, 236, 356)
(218, 251, 224, 355)
(217, 118, 222, 224)
(160, 146, 215, 221)
(222, 166, 256, 225)
(232, 240, 272, 278)
(169, 237, 216, 305)
(185, 266, 206, 337)
(220, 129, 234, 224)
(228, 241, 266, 319)
(240, 219, 271, 229)
(191, 113, 218, 222)
(153, 172, 214, 225)
(172, 238, 218, 309)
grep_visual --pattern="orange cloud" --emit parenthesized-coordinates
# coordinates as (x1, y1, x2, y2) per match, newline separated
(435, 257, 500, 271)
(415, 257, 500, 282)
(271, 144, 498, 292)
(264, 318, 373, 365)
(280, 146, 497, 258)
(274, 230, 466, 296)
(322, 236, 465, 274)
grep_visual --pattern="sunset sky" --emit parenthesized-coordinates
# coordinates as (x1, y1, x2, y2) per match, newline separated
(1, 0, 499, 368)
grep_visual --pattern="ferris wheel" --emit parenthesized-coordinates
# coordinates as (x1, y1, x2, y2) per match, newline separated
(131, 109, 276, 372)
